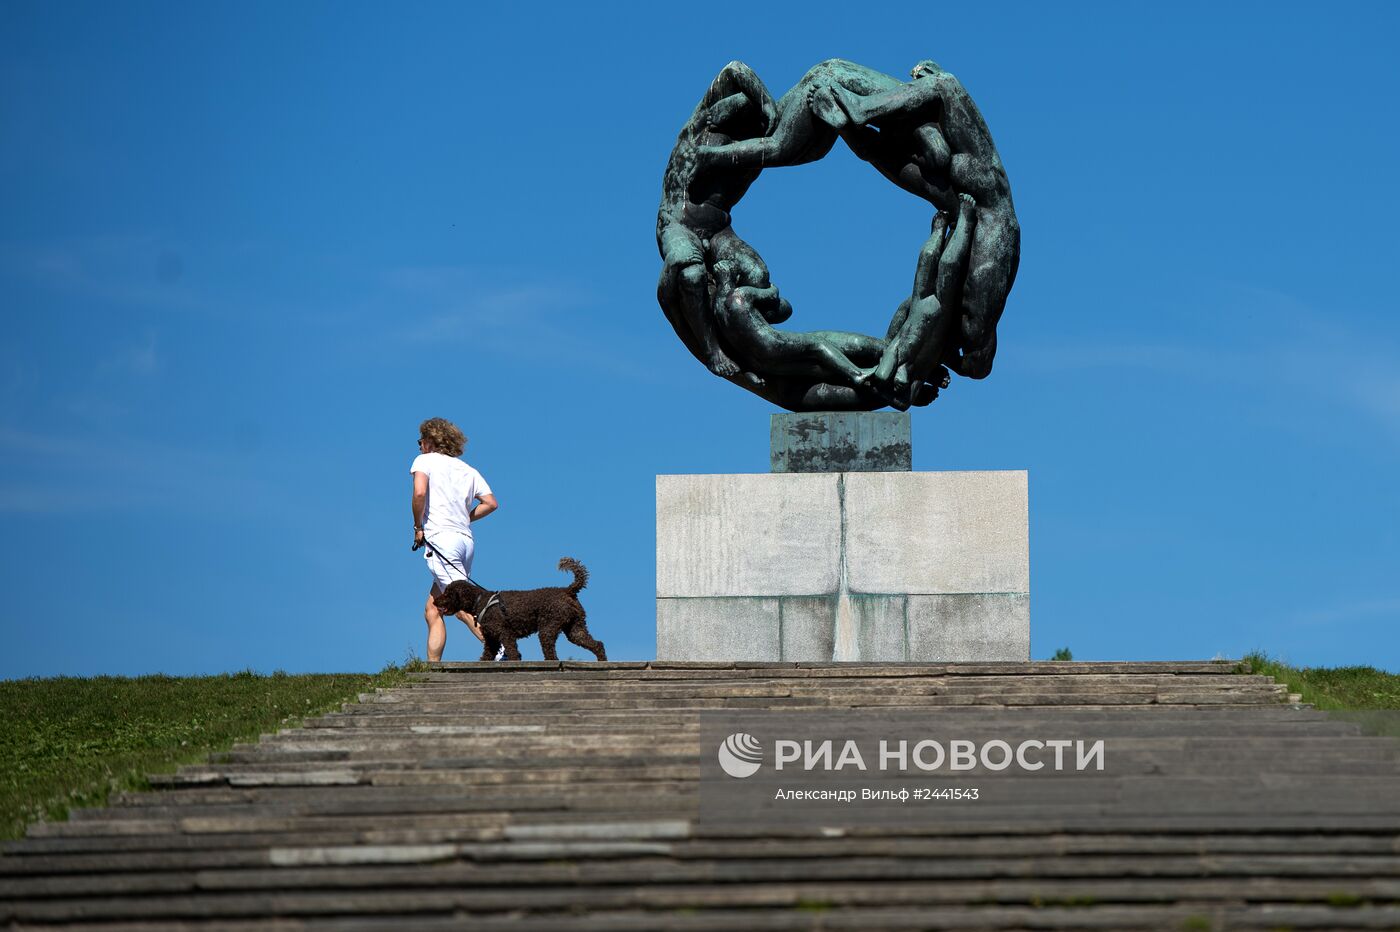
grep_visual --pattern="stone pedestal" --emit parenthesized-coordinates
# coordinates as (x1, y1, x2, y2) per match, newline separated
(656, 413, 1029, 662)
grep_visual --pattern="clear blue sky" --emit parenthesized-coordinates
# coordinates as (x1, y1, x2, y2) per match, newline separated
(3, 2, 1398, 677)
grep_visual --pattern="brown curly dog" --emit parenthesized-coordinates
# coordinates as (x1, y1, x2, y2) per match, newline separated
(432, 557, 607, 662)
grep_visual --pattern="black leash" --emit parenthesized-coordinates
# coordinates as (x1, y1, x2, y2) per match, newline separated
(414, 534, 501, 621)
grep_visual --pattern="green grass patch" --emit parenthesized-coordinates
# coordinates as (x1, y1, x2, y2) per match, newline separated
(0, 662, 422, 840)
(1243, 652, 1400, 710)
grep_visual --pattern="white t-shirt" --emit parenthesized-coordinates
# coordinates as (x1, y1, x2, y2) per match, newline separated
(410, 452, 492, 539)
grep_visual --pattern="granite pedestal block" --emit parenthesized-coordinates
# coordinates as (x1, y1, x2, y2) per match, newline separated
(656, 468, 1030, 662)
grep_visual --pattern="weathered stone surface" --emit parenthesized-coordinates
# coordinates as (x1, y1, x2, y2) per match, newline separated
(770, 412, 911, 472)
(852, 594, 907, 661)
(777, 597, 835, 661)
(844, 470, 1029, 594)
(656, 598, 780, 661)
(656, 474, 839, 598)
(658, 469, 1028, 660)
(906, 593, 1032, 661)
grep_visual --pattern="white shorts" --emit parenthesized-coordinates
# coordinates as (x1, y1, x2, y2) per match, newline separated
(423, 532, 475, 593)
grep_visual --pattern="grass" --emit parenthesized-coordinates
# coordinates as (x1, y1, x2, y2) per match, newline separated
(0, 661, 423, 840)
(1242, 651, 1400, 710)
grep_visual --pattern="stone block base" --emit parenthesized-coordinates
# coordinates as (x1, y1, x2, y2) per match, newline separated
(656, 471, 1030, 662)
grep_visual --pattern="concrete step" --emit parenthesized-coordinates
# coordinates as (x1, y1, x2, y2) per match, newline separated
(6, 659, 1399, 930)
(417, 660, 1247, 674)
(375, 673, 1280, 693)
(10, 830, 1400, 875)
(8, 872, 1400, 913)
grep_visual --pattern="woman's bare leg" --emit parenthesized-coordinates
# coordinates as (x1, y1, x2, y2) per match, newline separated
(423, 590, 447, 662)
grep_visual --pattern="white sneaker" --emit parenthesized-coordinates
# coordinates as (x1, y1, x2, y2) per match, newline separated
(494, 645, 506, 662)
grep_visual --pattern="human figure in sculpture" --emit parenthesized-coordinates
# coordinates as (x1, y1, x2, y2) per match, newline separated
(810, 60, 1020, 380)
(693, 59, 897, 174)
(657, 61, 777, 387)
(696, 59, 1019, 380)
(872, 193, 978, 408)
(707, 226, 889, 393)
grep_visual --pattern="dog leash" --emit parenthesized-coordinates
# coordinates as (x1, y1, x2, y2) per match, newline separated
(416, 534, 502, 621)
(413, 533, 486, 589)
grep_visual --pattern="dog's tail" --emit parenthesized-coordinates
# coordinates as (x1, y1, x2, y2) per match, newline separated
(558, 557, 588, 595)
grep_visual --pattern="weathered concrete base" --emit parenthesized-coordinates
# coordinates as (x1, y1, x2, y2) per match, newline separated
(656, 471, 1029, 662)
(655, 593, 1030, 662)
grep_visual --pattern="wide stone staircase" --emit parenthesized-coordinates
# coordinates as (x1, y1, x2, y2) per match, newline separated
(4, 661, 1400, 929)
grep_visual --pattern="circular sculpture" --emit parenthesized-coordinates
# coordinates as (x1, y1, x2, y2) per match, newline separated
(657, 59, 1020, 412)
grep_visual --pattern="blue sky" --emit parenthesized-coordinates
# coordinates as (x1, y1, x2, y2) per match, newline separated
(2, 1, 1398, 677)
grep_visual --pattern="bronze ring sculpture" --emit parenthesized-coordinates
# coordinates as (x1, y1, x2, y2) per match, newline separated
(657, 59, 1020, 412)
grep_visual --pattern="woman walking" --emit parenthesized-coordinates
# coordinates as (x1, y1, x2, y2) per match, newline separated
(411, 417, 499, 661)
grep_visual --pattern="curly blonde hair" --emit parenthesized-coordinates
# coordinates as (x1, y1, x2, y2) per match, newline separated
(419, 417, 466, 457)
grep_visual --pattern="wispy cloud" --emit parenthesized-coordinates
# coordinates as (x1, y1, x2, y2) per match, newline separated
(382, 264, 482, 296)
(94, 331, 160, 378)
(0, 483, 151, 514)
(394, 283, 580, 348)
(1290, 597, 1400, 628)
(1018, 341, 1214, 374)
(0, 426, 284, 517)
(0, 235, 206, 315)
(1017, 285, 1400, 434)
(378, 265, 666, 382)
(1334, 362, 1400, 426)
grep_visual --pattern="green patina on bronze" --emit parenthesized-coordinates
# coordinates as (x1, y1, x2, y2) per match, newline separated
(657, 59, 1020, 412)
(770, 412, 912, 473)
